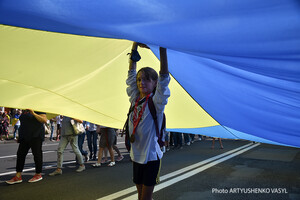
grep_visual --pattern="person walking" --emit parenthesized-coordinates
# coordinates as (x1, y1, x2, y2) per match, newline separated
(211, 137, 224, 149)
(12, 110, 22, 140)
(55, 115, 62, 141)
(49, 116, 85, 176)
(77, 121, 88, 162)
(0, 111, 10, 140)
(86, 122, 98, 161)
(6, 109, 47, 184)
(49, 117, 56, 141)
(92, 126, 116, 167)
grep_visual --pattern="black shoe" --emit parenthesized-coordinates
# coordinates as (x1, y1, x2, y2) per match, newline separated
(84, 155, 89, 162)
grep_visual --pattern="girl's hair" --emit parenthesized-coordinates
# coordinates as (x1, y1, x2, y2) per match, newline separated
(137, 67, 158, 81)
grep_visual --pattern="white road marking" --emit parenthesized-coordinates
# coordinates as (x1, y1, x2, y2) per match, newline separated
(0, 150, 56, 159)
(0, 140, 124, 159)
(97, 143, 260, 200)
(0, 140, 127, 176)
(0, 161, 76, 176)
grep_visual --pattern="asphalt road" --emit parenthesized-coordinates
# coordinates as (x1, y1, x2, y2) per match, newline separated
(0, 136, 299, 200)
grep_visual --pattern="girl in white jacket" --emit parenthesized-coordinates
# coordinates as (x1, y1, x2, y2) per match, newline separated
(126, 42, 170, 200)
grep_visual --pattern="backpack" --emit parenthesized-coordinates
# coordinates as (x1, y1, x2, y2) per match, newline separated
(122, 96, 166, 152)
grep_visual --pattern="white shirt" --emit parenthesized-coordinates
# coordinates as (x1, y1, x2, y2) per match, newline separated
(56, 115, 61, 125)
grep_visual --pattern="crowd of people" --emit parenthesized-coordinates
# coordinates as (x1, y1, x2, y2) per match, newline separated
(2, 109, 224, 185)
(4, 111, 125, 184)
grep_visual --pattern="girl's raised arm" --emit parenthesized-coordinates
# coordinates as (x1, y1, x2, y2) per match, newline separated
(129, 42, 138, 71)
(159, 47, 168, 75)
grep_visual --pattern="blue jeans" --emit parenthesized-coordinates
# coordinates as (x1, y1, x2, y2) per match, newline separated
(13, 125, 20, 138)
(50, 125, 55, 140)
(190, 134, 195, 141)
(86, 130, 98, 158)
(78, 132, 88, 156)
(183, 133, 191, 144)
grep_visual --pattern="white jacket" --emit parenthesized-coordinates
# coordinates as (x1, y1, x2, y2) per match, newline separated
(126, 70, 170, 164)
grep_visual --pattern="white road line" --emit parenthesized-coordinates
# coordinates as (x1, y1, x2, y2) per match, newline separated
(97, 143, 259, 200)
(0, 140, 124, 159)
(123, 143, 260, 200)
(0, 160, 76, 176)
(0, 150, 56, 159)
(160, 142, 253, 181)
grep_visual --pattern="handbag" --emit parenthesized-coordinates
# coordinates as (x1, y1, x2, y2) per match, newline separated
(44, 123, 51, 135)
(70, 119, 85, 135)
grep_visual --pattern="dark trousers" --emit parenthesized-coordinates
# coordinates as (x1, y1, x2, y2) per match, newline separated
(78, 131, 88, 156)
(86, 130, 98, 158)
(16, 138, 43, 174)
(172, 132, 182, 147)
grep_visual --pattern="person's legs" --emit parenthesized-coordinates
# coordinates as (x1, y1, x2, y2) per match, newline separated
(92, 131, 98, 160)
(78, 132, 88, 161)
(29, 138, 43, 182)
(169, 132, 173, 146)
(15, 141, 31, 180)
(30, 138, 43, 174)
(0, 125, 3, 140)
(94, 147, 104, 165)
(57, 136, 69, 169)
(133, 159, 160, 200)
(136, 184, 143, 200)
(3, 124, 9, 139)
(107, 146, 115, 165)
(113, 145, 121, 157)
(78, 132, 85, 155)
(190, 134, 195, 143)
(141, 185, 155, 200)
(50, 125, 54, 140)
(101, 148, 108, 163)
(86, 130, 93, 159)
(172, 132, 178, 148)
(49, 137, 67, 176)
(16, 141, 31, 173)
(165, 132, 170, 151)
(6, 141, 30, 184)
(211, 138, 216, 149)
(178, 133, 183, 148)
(133, 161, 143, 199)
(70, 136, 85, 172)
(183, 133, 190, 145)
(13, 125, 19, 139)
(56, 125, 61, 141)
(70, 136, 84, 165)
(218, 138, 224, 149)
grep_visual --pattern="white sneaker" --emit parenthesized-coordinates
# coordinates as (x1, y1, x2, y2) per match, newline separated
(76, 165, 85, 172)
(108, 162, 115, 167)
(92, 163, 101, 167)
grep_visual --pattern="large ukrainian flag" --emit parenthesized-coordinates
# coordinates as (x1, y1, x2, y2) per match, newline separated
(0, 1, 299, 147)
